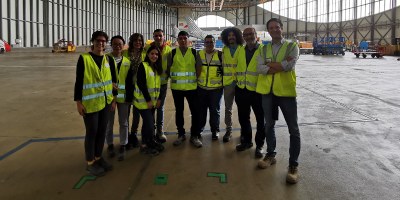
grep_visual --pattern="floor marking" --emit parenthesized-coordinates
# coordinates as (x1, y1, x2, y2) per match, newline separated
(154, 174, 168, 185)
(73, 175, 97, 189)
(207, 172, 227, 183)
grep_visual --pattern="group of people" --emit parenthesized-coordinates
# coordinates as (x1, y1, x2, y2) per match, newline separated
(74, 18, 301, 184)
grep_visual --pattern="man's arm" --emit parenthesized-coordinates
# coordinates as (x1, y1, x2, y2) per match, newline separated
(195, 52, 202, 78)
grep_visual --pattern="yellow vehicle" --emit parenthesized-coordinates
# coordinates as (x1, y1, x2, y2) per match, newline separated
(52, 39, 76, 53)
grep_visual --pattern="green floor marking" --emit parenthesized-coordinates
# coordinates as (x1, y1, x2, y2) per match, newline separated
(73, 175, 97, 189)
(207, 172, 227, 183)
(154, 174, 168, 185)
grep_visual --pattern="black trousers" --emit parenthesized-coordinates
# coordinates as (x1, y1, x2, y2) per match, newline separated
(171, 89, 200, 136)
(234, 86, 265, 147)
(83, 104, 111, 161)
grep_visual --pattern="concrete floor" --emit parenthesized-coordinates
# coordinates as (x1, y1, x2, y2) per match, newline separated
(0, 48, 399, 200)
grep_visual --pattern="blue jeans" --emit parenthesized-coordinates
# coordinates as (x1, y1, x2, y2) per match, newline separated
(262, 93, 301, 167)
(155, 84, 168, 132)
(197, 87, 223, 133)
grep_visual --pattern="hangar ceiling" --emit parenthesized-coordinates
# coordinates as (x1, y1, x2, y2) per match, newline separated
(149, 0, 272, 10)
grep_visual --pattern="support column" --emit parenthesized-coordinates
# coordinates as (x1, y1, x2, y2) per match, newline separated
(43, 0, 50, 47)
(392, 0, 397, 44)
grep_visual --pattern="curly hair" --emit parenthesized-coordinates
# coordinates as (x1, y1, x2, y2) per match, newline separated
(128, 33, 144, 57)
(221, 27, 244, 46)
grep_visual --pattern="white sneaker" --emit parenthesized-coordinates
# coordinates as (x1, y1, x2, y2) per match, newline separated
(190, 136, 203, 148)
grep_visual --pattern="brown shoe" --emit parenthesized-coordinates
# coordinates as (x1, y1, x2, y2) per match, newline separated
(257, 155, 276, 169)
(286, 166, 299, 184)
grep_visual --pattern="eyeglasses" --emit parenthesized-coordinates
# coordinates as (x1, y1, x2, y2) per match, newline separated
(153, 34, 163, 37)
(95, 39, 107, 43)
(112, 43, 124, 47)
(243, 33, 255, 37)
(204, 41, 214, 44)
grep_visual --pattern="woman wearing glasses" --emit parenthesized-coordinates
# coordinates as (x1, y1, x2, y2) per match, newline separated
(74, 31, 117, 176)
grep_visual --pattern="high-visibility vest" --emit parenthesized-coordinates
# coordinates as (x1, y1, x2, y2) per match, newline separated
(133, 62, 161, 109)
(81, 53, 114, 113)
(115, 56, 131, 103)
(144, 44, 172, 85)
(222, 45, 242, 86)
(170, 47, 197, 90)
(197, 50, 223, 89)
(236, 44, 263, 91)
(256, 41, 297, 97)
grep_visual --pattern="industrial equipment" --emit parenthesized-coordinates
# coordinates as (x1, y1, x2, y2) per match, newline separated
(352, 41, 384, 58)
(52, 39, 76, 53)
(313, 37, 345, 56)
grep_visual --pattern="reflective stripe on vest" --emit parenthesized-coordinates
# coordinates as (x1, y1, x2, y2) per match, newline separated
(170, 47, 197, 90)
(81, 53, 114, 113)
(236, 44, 263, 91)
(114, 56, 131, 103)
(197, 50, 223, 89)
(255, 41, 297, 96)
(222, 45, 242, 86)
(133, 62, 161, 109)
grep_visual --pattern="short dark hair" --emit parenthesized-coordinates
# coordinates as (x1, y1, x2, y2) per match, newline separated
(153, 29, 164, 34)
(91, 31, 108, 43)
(178, 31, 189, 37)
(205, 35, 215, 42)
(111, 35, 125, 45)
(221, 27, 244, 46)
(266, 18, 283, 30)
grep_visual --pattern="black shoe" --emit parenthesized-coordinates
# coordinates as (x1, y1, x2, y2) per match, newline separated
(140, 146, 160, 156)
(86, 162, 105, 177)
(151, 141, 165, 152)
(118, 145, 126, 161)
(223, 131, 232, 143)
(107, 144, 116, 158)
(255, 146, 263, 158)
(212, 132, 219, 140)
(236, 143, 253, 151)
(127, 133, 139, 149)
(95, 157, 113, 171)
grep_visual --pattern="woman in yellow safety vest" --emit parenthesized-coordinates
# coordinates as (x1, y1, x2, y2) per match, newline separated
(74, 31, 117, 176)
(123, 33, 146, 149)
(125, 45, 164, 156)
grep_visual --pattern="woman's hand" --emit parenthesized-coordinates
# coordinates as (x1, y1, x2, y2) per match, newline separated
(76, 101, 86, 116)
(156, 100, 161, 108)
(147, 101, 153, 109)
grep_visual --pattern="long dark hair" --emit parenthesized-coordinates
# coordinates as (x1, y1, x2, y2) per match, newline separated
(144, 45, 163, 75)
(221, 27, 244, 46)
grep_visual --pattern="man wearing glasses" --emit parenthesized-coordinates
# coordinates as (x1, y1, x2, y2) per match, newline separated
(167, 31, 200, 147)
(235, 28, 265, 159)
(195, 35, 223, 145)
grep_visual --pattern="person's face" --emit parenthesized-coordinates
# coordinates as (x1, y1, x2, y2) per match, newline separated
(93, 36, 107, 52)
(153, 31, 164, 45)
(111, 38, 124, 54)
(267, 21, 283, 40)
(133, 37, 143, 49)
(204, 38, 215, 52)
(228, 32, 237, 45)
(243, 28, 256, 45)
(148, 49, 159, 63)
(178, 35, 188, 47)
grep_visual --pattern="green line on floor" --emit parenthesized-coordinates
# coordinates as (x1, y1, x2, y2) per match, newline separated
(207, 172, 227, 183)
(154, 174, 168, 185)
(73, 175, 97, 189)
